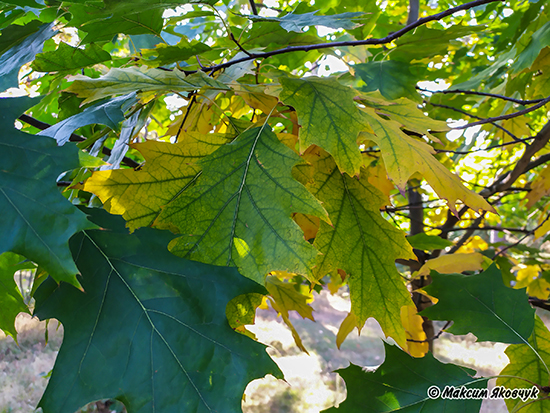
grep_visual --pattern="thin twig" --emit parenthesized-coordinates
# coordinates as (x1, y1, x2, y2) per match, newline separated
(430, 102, 521, 142)
(444, 226, 532, 233)
(453, 96, 550, 130)
(407, 321, 452, 343)
(495, 213, 550, 257)
(230, 33, 253, 57)
(193, 0, 504, 74)
(435, 137, 535, 154)
(248, 0, 258, 15)
(418, 87, 545, 105)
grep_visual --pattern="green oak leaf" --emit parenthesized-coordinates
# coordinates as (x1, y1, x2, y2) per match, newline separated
(0, 19, 43, 55)
(354, 61, 419, 101)
(406, 233, 454, 251)
(391, 25, 485, 62)
(67, 67, 229, 105)
(0, 22, 55, 91)
(0, 252, 33, 339)
(155, 125, 329, 284)
(34, 208, 282, 413)
(67, 5, 164, 43)
(38, 93, 137, 145)
(294, 147, 415, 348)
(32, 42, 112, 72)
(0, 97, 96, 287)
(140, 38, 211, 67)
(279, 76, 371, 176)
(513, 20, 550, 73)
(325, 343, 483, 412)
(497, 316, 550, 412)
(249, 11, 366, 33)
(422, 264, 535, 343)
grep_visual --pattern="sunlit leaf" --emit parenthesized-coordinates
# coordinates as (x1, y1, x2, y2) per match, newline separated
(155, 125, 329, 284)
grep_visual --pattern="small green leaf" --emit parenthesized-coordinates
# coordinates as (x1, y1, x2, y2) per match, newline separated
(354, 61, 419, 101)
(0, 97, 96, 287)
(32, 42, 112, 72)
(325, 343, 483, 412)
(407, 233, 454, 251)
(34, 208, 282, 413)
(0, 252, 33, 340)
(249, 11, 366, 33)
(140, 38, 211, 67)
(422, 264, 535, 343)
(0, 22, 55, 91)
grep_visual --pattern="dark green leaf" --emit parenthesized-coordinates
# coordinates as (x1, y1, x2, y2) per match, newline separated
(34, 208, 282, 413)
(0, 22, 55, 91)
(0, 97, 95, 287)
(249, 11, 366, 33)
(354, 61, 418, 101)
(32, 42, 112, 72)
(422, 264, 535, 343)
(407, 233, 454, 251)
(325, 343, 483, 412)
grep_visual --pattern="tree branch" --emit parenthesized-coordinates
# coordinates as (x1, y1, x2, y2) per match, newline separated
(18, 114, 140, 169)
(419, 87, 545, 105)
(453, 96, 550, 130)
(197, 0, 503, 74)
(430, 102, 521, 142)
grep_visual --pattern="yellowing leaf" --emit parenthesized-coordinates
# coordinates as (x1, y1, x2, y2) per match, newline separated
(292, 213, 320, 240)
(295, 147, 415, 349)
(361, 108, 495, 215)
(527, 278, 550, 300)
(417, 253, 489, 276)
(83, 132, 233, 231)
(497, 316, 550, 412)
(526, 164, 550, 208)
(400, 305, 429, 358)
(535, 219, 550, 239)
(365, 161, 393, 206)
(155, 125, 329, 284)
(361, 93, 449, 140)
(279, 76, 373, 175)
(68, 67, 229, 104)
(457, 235, 489, 253)
(226, 292, 265, 339)
(336, 312, 358, 349)
(494, 116, 532, 142)
(515, 265, 540, 290)
(265, 276, 314, 321)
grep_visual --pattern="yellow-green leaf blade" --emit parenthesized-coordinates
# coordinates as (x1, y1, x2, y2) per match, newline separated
(362, 108, 494, 214)
(67, 67, 229, 104)
(295, 147, 415, 348)
(83, 132, 233, 231)
(155, 125, 329, 283)
(279, 76, 370, 176)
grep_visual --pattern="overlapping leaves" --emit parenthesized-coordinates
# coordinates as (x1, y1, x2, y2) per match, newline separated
(294, 147, 415, 348)
(154, 124, 329, 284)
(34, 208, 281, 413)
(83, 132, 233, 231)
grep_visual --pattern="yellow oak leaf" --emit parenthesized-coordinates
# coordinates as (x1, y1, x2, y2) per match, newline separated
(83, 132, 233, 231)
(526, 164, 550, 208)
(336, 312, 358, 349)
(400, 305, 429, 358)
(360, 108, 495, 215)
(416, 252, 490, 276)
